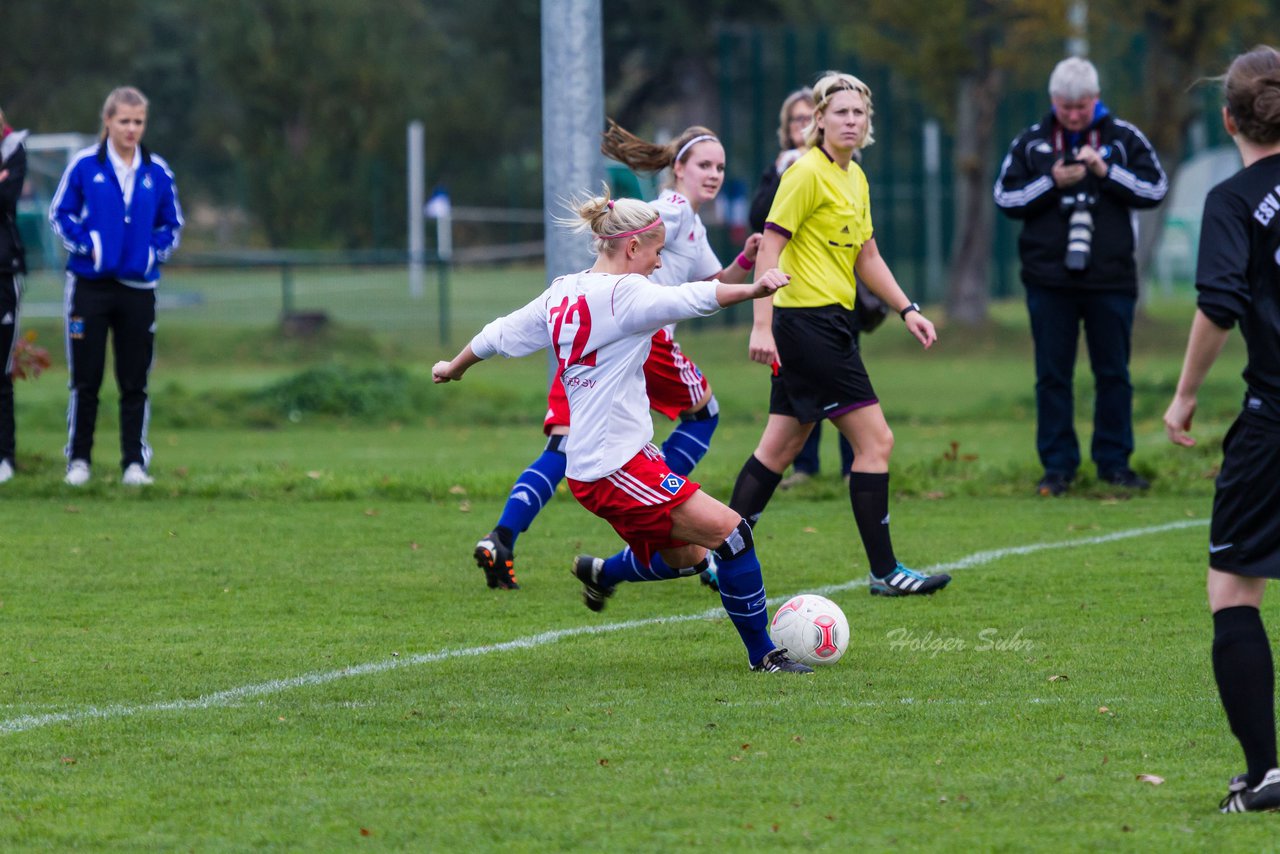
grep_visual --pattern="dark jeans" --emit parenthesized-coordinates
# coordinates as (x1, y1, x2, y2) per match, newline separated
(65, 277, 156, 469)
(1025, 284, 1135, 478)
(793, 421, 855, 476)
(0, 274, 16, 463)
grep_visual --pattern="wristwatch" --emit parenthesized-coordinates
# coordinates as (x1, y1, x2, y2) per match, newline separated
(899, 302, 921, 319)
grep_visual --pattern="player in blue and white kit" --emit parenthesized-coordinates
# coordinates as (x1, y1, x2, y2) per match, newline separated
(472, 123, 760, 591)
(49, 86, 183, 487)
(435, 190, 810, 673)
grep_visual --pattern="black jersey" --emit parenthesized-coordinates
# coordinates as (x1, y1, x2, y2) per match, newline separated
(1196, 152, 1280, 407)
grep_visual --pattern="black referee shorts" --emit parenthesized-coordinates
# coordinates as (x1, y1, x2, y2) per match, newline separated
(769, 304, 877, 424)
(1210, 397, 1280, 578)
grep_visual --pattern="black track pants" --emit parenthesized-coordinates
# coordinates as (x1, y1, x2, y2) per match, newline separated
(64, 275, 155, 469)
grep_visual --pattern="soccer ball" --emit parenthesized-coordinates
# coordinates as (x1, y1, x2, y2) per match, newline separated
(769, 594, 850, 666)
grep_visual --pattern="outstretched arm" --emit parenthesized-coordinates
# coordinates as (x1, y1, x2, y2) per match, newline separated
(716, 267, 789, 307)
(432, 344, 484, 384)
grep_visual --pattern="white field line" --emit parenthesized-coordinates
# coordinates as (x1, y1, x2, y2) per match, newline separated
(0, 519, 1206, 736)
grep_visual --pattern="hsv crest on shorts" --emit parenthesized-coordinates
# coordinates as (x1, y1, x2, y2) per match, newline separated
(659, 472, 686, 495)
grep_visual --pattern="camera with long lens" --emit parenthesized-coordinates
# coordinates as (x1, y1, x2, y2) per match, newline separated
(1061, 190, 1096, 272)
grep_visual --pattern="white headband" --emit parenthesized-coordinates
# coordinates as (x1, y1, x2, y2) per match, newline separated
(674, 134, 718, 164)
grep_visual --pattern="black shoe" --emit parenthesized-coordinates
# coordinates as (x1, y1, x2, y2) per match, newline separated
(572, 554, 614, 612)
(1036, 472, 1071, 497)
(474, 531, 519, 590)
(1100, 469, 1150, 490)
(1220, 768, 1280, 813)
(751, 648, 814, 674)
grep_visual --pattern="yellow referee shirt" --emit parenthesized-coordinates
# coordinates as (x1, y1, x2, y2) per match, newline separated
(764, 146, 873, 310)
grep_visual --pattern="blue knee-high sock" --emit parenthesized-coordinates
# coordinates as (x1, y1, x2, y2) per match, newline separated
(600, 548, 697, 585)
(662, 412, 718, 476)
(496, 447, 566, 547)
(715, 548, 774, 666)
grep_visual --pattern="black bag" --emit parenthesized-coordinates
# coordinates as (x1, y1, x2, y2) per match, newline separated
(853, 287, 889, 334)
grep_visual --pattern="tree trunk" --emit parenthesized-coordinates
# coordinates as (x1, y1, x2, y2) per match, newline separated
(945, 66, 1004, 326)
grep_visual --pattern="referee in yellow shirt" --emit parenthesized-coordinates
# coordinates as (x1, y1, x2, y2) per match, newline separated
(729, 70, 951, 597)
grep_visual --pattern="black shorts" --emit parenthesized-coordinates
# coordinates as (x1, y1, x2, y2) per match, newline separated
(1210, 400, 1280, 578)
(769, 305, 877, 424)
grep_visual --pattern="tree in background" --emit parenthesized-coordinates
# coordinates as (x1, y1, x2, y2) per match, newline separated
(778, 0, 1277, 325)
(784, 0, 1069, 325)
(1090, 0, 1274, 278)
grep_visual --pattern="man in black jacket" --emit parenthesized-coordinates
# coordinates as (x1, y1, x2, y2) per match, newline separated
(994, 57, 1168, 496)
(0, 106, 27, 484)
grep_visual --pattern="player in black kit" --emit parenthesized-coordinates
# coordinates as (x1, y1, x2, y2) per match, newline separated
(1163, 45, 1280, 814)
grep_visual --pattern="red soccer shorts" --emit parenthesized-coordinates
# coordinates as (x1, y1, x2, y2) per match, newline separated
(567, 443, 700, 566)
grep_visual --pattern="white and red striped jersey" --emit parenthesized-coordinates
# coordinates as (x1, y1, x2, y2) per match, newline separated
(469, 271, 720, 481)
(648, 190, 723, 341)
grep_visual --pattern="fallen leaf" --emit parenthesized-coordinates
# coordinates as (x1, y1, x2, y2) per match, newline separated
(1048, 674, 1069, 682)
(364, 508, 379, 517)
(771, 824, 780, 832)
(360, 828, 372, 837)
(803, 527, 818, 534)
(410, 542, 420, 550)
(60, 756, 76, 765)
(306, 470, 323, 479)
(459, 500, 472, 512)
(1136, 774, 1164, 785)
(730, 755, 741, 762)
(791, 735, 803, 743)
(597, 758, 608, 766)
(1098, 706, 1111, 714)
(741, 743, 751, 751)
(449, 484, 467, 495)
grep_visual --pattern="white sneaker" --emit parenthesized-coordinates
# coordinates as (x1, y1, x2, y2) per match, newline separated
(122, 463, 154, 486)
(65, 459, 91, 486)
(0, 459, 13, 483)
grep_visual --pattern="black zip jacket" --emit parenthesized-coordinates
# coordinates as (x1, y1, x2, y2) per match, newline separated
(993, 111, 1167, 293)
(0, 129, 26, 276)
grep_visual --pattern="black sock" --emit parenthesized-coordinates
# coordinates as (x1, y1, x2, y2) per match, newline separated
(1212, 606, 1278, 786)
(849, 472, 897, 578)
(729, 455, 782, 527)
(494, 526, 515, 549)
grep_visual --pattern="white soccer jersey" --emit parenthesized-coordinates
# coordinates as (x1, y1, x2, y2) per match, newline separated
(648, 189, 723, 339)
(469, 271, 721, 481)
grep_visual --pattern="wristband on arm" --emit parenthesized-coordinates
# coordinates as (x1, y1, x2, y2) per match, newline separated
(735, 252, 755, 271)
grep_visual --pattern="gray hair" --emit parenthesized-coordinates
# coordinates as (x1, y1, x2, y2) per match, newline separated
(1049, 58, 1100, 100)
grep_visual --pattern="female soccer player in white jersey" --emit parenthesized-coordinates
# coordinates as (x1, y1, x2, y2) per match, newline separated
(472, 123, 760, 592)
(435, 190, 810, 673)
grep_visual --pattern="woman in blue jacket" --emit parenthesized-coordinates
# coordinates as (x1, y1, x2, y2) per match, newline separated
(49, 86, 183, 486)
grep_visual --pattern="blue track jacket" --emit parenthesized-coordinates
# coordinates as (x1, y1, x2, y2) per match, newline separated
(49, 142, 183, 286)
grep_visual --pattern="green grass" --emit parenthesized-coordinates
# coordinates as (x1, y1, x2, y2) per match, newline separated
(2, 268, 1275, 848)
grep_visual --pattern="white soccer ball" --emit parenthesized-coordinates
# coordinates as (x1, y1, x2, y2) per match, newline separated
(769, 594, 850, 666)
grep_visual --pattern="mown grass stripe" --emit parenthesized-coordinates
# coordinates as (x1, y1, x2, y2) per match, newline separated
(0, 519, 1206, 736)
